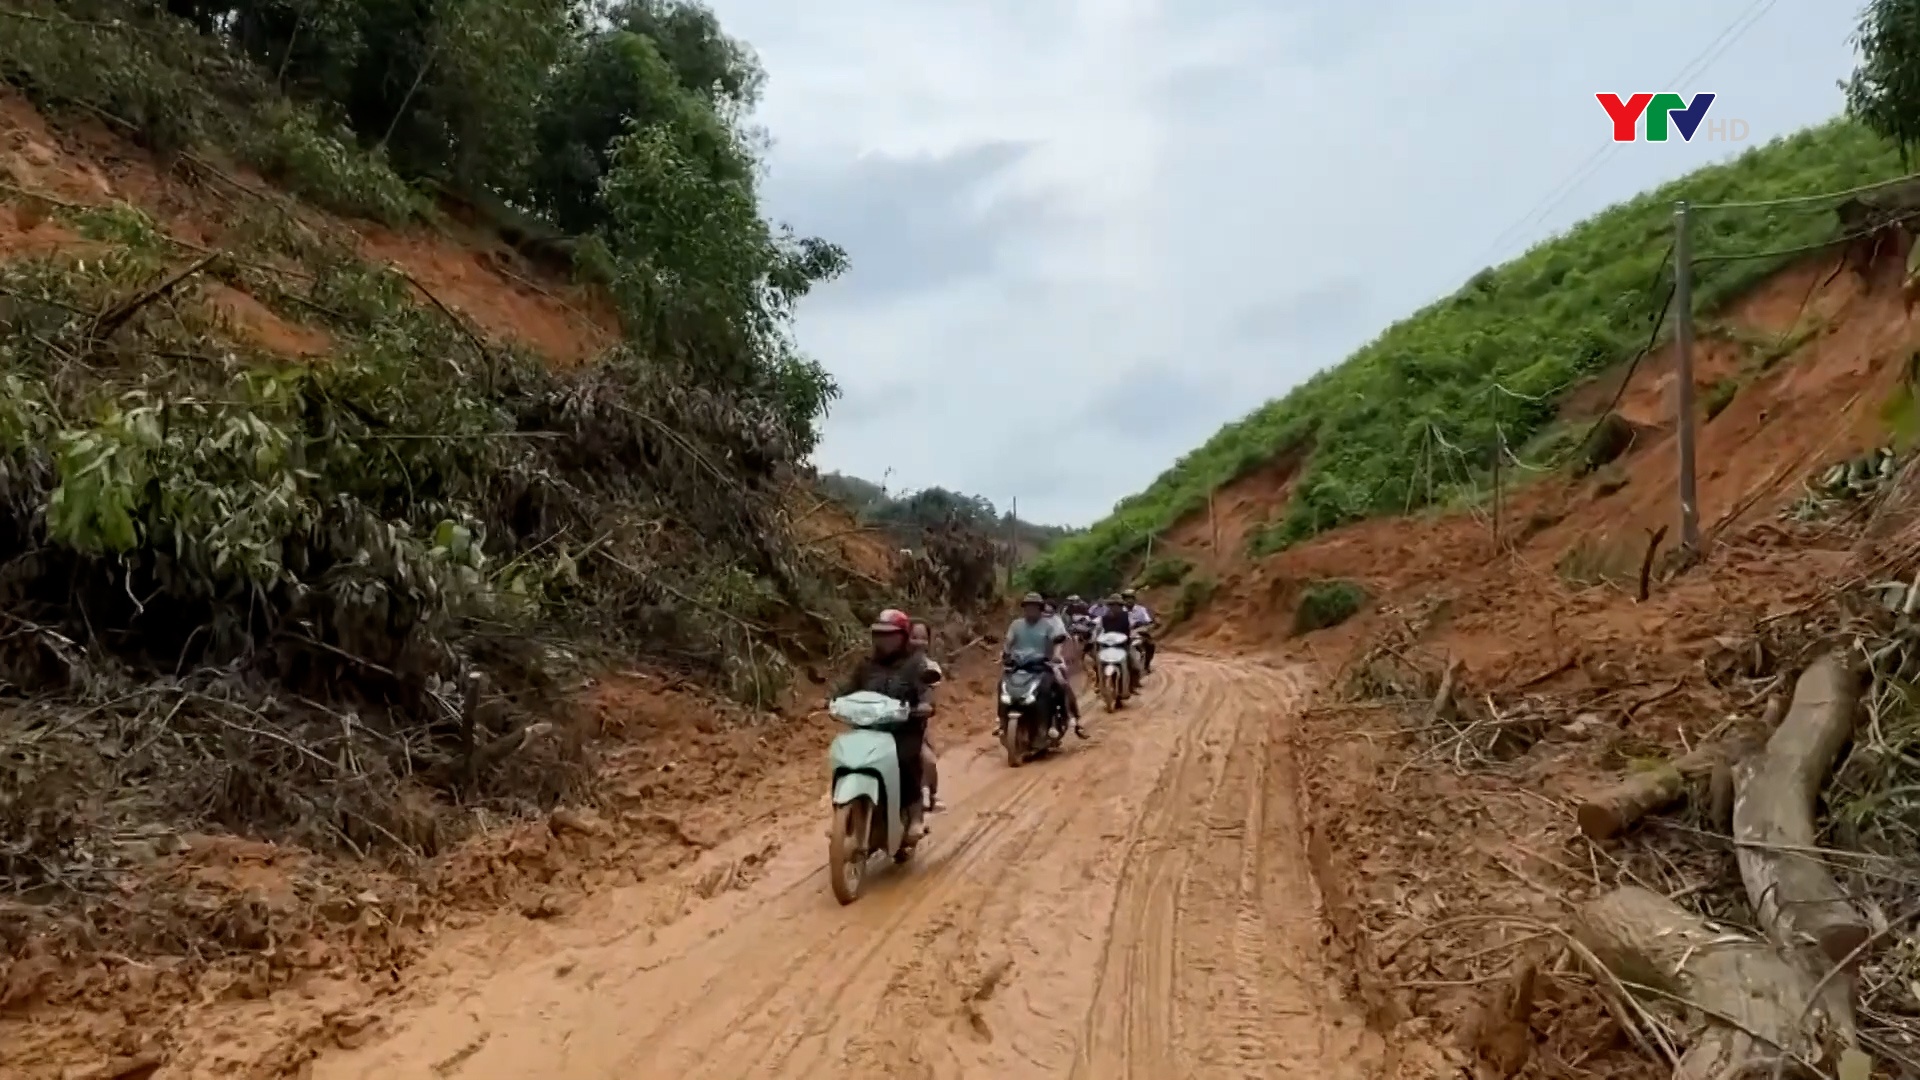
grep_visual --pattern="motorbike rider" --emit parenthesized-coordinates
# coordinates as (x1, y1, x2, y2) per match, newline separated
(1096, 593, 1145, 688)
(908, 619, 942, 812)
(1062, 594, 1094, 668)
(832, 608, 934, 841)
(1003, 591, 1082, 740)
(1044, 599, 1085, 736)
(1123, 589, 1156, 675)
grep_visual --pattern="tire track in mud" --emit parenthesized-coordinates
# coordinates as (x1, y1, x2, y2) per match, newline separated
(1074, 656, 1375, 1080)
(304, 653, 1375, 1080)
(674, 770, 1063, 1078)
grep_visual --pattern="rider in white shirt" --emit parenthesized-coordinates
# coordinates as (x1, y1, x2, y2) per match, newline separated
(1122, 590, 1155, 675)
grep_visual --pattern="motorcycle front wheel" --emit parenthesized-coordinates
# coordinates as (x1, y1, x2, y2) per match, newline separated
(1003, 717, 1025, 767)
(828, 799, 871, 905)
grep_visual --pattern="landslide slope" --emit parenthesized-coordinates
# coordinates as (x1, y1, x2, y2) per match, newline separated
(1025, 120, 1907, 597)
(0, 4, 941, 1070)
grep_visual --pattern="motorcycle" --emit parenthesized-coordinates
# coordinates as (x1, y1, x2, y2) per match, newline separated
(998, 649, 1062, 767)
(1068, 618, 1095, 679)
(1094, 630, 1132, 710)
(826, 691, 920, 905)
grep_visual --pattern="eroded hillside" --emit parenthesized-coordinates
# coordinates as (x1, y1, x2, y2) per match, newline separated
(0, 3, 1014, 1072)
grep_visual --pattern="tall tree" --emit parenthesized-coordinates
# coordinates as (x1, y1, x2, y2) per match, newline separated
(1846, 0, 1920, 165)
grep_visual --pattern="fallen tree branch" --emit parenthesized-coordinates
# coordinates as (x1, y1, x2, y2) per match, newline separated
(1639, 524, 1668, 601)
(1425, 656, 1463, 731)
(90, 251, 222, 345)
(1733, 653, 1871, 966)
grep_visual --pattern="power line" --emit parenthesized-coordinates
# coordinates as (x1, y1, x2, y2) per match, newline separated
(1694, 206, 1920, 264)
(1691, 170, 1920, 213)
(1468, 0, 1778, 271)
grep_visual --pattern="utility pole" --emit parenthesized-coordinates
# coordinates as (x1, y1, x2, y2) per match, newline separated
(1491, 426, 1503, 553)
(1208, 490, 1220, 563)
(1006, 496, 1017, 590)
(1673, 201, 1700, 553)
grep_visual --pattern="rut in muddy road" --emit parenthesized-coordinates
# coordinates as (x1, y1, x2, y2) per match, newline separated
(300, 654, 1380, 1079)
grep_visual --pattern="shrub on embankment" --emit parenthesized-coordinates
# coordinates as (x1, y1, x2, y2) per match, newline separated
(1024, 121, 1906, 598)
(0, 0, 869, 874)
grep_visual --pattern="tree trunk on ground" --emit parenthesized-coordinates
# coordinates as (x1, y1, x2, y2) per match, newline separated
(1732, 653, 1870, 966)
(1572, 886, 1851, 1076)
(1576, 754, 1706, 841)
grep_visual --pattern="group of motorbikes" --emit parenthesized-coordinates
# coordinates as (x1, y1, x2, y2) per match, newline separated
(822, 607, 1152, 904)
(998, 615, 1149, 767)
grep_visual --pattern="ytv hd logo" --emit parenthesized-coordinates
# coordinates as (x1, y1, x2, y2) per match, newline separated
(1596, 93, 1748, 143)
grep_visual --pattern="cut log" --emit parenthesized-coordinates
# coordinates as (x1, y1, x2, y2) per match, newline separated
(1575, 694, 1786, 841)
(1577, 756, 1698, 840)
(1576, 743, 1735, 840)
(1732, 653, 1870, 966)
(1573, 886, 1851, 1074)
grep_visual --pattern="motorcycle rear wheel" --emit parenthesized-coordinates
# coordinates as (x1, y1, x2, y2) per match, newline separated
(828, 799, 870, 905)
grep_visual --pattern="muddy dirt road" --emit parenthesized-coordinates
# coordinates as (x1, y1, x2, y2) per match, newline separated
(305, 654, 1379, 1079)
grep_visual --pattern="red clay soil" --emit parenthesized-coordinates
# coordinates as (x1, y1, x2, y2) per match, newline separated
(1183, 250, 1904, 652)
(357, 226, 618, 367)
(0, 91, 616, 368)
(0, 92, 888, 1078)
(788, 495, 904, 585)
(11, 78, 1913, 1078)
(1157, 447, 1306, 579)
(7, 632, 1023, 1079)
(1153, 248, 1917, 1077)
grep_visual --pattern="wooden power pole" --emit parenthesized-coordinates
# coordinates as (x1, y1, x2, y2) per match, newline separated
(1673, 200, 1700, 553)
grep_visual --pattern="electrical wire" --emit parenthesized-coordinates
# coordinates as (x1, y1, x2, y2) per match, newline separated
(1468, 0, 1778, 271)
(1694, 207, 1920, 264)
(1691, 171, 1920, 212)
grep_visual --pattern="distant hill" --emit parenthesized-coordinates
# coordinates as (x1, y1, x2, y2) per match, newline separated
(816, 472, 1076, 559)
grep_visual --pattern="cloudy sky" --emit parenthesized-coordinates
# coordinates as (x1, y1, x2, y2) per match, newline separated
(707, 0, 1863, 527)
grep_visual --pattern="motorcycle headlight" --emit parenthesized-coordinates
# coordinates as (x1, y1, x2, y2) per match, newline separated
(999, 690, 1011, 704)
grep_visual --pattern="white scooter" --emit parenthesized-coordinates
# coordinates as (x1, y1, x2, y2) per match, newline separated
(1094, 630, 1132, 710)
(826, 691, 920, 905)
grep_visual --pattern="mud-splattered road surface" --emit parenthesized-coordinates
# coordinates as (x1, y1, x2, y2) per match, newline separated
(307, 654, 1380, 1079)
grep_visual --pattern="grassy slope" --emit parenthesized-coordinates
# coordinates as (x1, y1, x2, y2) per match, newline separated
(1024, 120, 1906, 598)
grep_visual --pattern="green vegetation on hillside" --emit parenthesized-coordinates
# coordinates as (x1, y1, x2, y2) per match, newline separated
(1024, 120, 1906, 597)
(1293, 580, 1367, 635)
(0, 0, 868, 865)
(0, 1, 846, 445)
(818, 471, 1076, 552)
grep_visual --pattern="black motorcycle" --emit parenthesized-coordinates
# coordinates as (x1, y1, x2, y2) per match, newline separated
(997, 649, 1063, 767)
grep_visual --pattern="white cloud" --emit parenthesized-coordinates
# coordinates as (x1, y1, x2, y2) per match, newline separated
(709, 0, 1865, 525)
